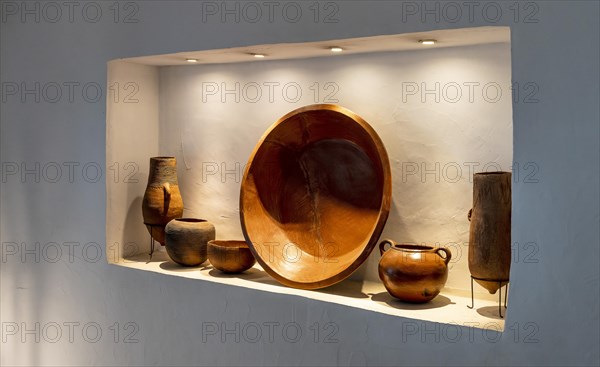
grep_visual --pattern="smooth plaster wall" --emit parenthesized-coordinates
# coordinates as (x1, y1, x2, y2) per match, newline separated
(1, 1, 598, 366)
(158, 42, 512, 292)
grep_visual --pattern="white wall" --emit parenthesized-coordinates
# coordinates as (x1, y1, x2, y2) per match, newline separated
(157, 42, 512, 291)
(106, 61, 160, 262)
(1, 1, 598, 366)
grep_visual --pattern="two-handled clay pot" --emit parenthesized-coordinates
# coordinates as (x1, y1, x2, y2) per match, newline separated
(378, 239, 451, 303)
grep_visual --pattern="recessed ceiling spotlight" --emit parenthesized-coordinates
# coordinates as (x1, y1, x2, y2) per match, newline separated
(252, 54, 266, 58)
(419, 39, 437, 45)
(330, 47, 344, 52)
(186, 58, 198, 63)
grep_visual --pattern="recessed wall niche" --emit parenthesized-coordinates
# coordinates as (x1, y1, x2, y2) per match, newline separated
(106, 26, 513, 329)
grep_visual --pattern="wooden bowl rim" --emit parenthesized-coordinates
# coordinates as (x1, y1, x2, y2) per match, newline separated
(208, 240, 250, 249)
(239, 104, 392, 290)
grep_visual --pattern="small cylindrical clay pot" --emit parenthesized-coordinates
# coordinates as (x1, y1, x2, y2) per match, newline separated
(165, 218, 215, 266)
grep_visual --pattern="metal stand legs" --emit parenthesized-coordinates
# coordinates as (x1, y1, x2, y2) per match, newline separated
(144, 223, 159, 263)
(467, 276, 509, 318)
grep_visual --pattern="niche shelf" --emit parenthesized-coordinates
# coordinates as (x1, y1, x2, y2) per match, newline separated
(106, 26, 512, 331)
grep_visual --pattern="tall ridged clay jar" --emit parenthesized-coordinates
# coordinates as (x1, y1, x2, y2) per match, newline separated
(468, 172, 512, 294)
(165, 218, 215, 267)
(142, 157, 184, 245)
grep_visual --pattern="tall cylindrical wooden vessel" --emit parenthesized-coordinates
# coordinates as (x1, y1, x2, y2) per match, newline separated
(142, 157, 184, 245)
(468, 172, 511, 294)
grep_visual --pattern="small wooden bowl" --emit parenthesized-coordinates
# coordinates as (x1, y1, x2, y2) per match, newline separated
(207, 240, 256, 273)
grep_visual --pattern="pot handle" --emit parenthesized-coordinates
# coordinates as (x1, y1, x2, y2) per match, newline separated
(163, 182, 172, 212)
(468, 208, 472, 222)
(435, 247, 452, 265)
(379, 239, 396, 256)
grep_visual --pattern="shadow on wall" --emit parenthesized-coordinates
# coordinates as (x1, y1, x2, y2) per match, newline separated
(351, 200, 406, 283)
(120, 196, 145, 260)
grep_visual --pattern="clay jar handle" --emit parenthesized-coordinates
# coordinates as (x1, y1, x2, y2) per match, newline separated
(163, 182, 172, 213)
(435, 247, 452, 265)
(379, 239, 396, 256)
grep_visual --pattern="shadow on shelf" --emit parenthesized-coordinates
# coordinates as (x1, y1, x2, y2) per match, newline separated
(121, 250, 168, 264)
(369, 292, 454, 310)
(159, 260, 207, 273)
(207, 267, 282, 287)
(207, 266, 370, 299)
(315, 281, 369, 299)
(476, 305, 505, 320)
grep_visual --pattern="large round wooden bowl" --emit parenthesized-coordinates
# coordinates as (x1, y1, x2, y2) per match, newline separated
(240, 104, 391, 289)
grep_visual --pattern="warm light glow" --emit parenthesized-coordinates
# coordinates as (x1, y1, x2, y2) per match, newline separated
(419, 39, 437, 45)
(186, 58, 198, 63)
(253, 54, 266, 58)
(410, 253, 421, 260)
(330, 47, 343, 52)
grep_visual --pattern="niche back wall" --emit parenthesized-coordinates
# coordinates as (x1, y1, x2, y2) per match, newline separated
(158, 42, 512, 291)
